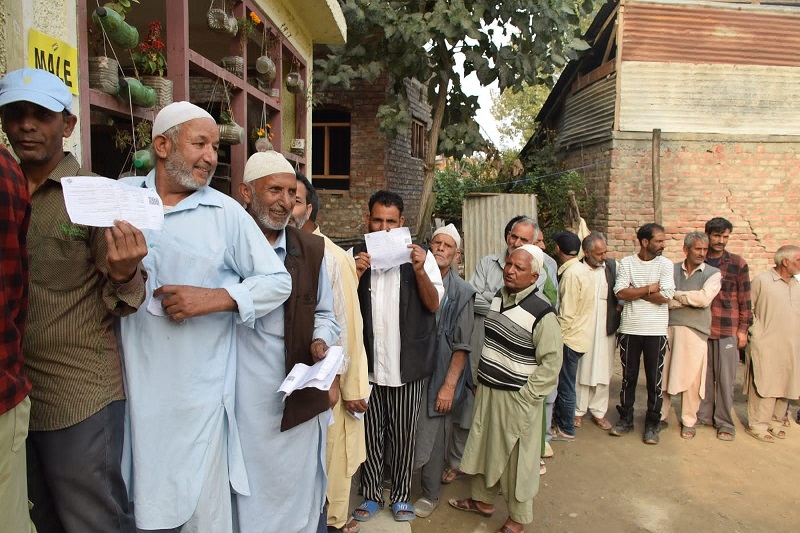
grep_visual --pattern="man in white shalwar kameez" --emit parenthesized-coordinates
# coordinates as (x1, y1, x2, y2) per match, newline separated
(235, 151, 340, 533)
(575, 232, 620, 429)
(119, 103, 292, 532)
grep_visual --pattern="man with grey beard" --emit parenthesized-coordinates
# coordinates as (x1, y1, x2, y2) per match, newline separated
(119, 102, 292, 532)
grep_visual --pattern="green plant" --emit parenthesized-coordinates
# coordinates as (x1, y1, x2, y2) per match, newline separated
(103, 0, 140, 20)
(237, 11, 261, 52)
(132, 21, 166, 76)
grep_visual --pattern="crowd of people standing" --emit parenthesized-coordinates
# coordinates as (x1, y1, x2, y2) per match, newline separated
(1, 68, 799, 533)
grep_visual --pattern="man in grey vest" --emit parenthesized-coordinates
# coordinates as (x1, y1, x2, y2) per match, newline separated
(660, 232, 721, 439)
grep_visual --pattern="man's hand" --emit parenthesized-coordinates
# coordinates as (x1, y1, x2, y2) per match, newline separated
(154, 286, 235, 322)
(435, 383, 456, 413)
(328, 380, 340, 409)
(737, 330, 748, 349)
(354, 252, 371, 279)
(310, 339, 329, 363)
(105, 220, 147, 283)
(344, 398, 369, 416)
(408, 244, 426, 273)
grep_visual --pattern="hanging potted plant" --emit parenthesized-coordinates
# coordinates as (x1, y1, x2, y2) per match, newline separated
(92, 1, 140, 50)
(251, 123, 274, 152)
(207, 0, 236, 35)
(285, 68, 304, 94)
(219, 107, 244, 145)
(87, 23, 119, 95)
(237, 11, 261, 52)
(254, 30, 278, 95)
(132, 21, 172, 108)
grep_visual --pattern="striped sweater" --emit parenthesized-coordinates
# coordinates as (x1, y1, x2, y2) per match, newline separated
(478, 285, 555, 391)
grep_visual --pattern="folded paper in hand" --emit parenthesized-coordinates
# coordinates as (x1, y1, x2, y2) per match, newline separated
(278, 346, 344, 398)
(61, 176, 164, 230)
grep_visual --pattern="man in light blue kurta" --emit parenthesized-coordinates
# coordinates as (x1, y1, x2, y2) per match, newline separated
(119, 103, 293, 532)
(235, 150, 340, 533)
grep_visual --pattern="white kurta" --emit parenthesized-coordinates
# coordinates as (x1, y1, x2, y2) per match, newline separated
(576, 264, 615, 387)
(235, 230, 340, 533)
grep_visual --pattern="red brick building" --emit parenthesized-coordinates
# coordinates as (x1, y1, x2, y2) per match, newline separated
(523, 0, 800, 273)
(312, 77, 431, 245)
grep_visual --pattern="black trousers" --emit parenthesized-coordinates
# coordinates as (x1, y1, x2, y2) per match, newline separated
(27, 400, 135, 533)
(617, 334, 667, 428)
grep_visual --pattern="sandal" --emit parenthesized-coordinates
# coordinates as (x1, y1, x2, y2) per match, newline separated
(352, 499, 381, 522)
(329, 520, 360, 533)
(551, 425, 576, 441)
(717, 430, 735, 441)
(390, 502, 415, 522)
(574, 415, 583, 428)
(441, 466, 463, 484)
(681, 426, 696, 439)
(448, 498, 494, 517)
(540, 459, 547, 475)
(768, 427, 786, 439)
(413, 497, 438, 518)
(592, 416, 613, 430)
(746, 429, 775, 443)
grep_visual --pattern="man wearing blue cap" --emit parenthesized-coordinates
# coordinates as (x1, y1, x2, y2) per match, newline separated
(0, 67, 147, 532)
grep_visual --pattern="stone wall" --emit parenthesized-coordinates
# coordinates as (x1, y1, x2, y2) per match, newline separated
(562, 132, 800, 274)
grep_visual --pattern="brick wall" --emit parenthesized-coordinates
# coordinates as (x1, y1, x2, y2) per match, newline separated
(561, 132, 800, 274)
(314, 76, 431, 244)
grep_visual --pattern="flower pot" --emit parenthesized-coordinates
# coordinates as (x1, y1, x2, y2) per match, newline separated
(255, 56, 276, 84)
(207, 8, 228, 32)
(219, 123, 244, 145)
(88, 56, 120, 95)
(225, 14, 238, 36)
(92, 6, 139, 49)
(285, 71, 303, 94)
(140, 76, 173, 108)
(290, 138, 305, 156)
(221, 56, 244, 78)
(254, 137, 273, 152)
(119, 77, 157, 108)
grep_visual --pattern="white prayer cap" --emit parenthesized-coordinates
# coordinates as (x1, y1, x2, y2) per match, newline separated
(243, 150, 295, 183)
(152, 101, 215, 137)
(515, 244, 543, 274)
(432, 223, 461, 249)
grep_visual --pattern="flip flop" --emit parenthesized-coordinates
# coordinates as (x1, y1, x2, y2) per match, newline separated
(746, 429, 775, 443)
(352, 499, 381, 522)
(768, 427, 786, 439)
(717, 430, 735, 441)
(551, 426, 576, 441)
(441, 466, 463, 484)
(413, 497, 438, 518)
(592, 416, 613, 430)
(681, 426, 696, 439)
(390, 502, 415, 522)
(448, 498, 494, 517)
(328, 520, 361, 533)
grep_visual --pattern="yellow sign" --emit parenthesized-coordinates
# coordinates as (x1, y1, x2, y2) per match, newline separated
(27, 29, 79, 95)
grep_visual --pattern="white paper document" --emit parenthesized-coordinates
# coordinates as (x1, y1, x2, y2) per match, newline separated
(61, 176, 164, 230)
(278, 345, 345, 398)
(364, 227, 412, 270)
(348, 384, 373, 420)
(146, 294, 167, 317)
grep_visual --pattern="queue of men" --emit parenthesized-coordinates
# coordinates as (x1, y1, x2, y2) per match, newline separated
(1, 67, 800, 533)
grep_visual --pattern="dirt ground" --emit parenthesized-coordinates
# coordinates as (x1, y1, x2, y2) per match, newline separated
(353, 359, 799, 533)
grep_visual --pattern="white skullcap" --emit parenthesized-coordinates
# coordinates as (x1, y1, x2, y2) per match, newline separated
(432, 223, 461, 249)
(243, 150, 295, 183)
(153, 101, 215, 137)
(515, 244, 543, 274)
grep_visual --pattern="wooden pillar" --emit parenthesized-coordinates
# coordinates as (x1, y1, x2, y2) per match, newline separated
(652, 128, 662, 225)
(77, 1, 92, 169)
(230, 1, 247, 202)
(166, 0, 189, 100)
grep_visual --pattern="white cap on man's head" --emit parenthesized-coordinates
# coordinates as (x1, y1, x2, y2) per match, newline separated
(243, 150, 295, 184)
(152, 101, 215, 137)
(432, 223, 461, 249)
(515, 244, 542, 274)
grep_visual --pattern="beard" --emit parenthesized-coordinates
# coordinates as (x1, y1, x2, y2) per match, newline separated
(165, 149, 213, 191)
(249, 193, 290, 231)
(289, 211, 308, 229)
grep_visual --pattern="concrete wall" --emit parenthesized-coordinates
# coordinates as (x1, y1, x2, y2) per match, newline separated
(563, 132, 800, 275)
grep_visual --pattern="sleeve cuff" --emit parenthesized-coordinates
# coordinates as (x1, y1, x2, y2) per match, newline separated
(225, 284, 256, 327)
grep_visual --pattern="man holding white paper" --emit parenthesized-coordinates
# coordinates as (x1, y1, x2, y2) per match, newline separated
(351, 190, 444, 523)
(118, 103, 292, 532)
(236, 150, 340, 533)
(0, 68, 147, 532)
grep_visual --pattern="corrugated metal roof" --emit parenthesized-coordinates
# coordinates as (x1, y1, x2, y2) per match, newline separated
(557, 74, 616, 149)
(618, 61, 800, 134)
(462, 194, 538, 278)
(622, 2, 800, 67)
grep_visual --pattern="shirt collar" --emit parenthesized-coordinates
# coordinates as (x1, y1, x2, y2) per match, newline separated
(681, 261, 706, 275)
(272, 227, 287, 260)
(46, 153, 81, 183)
(144, 169, 224, 212)
(557, 255, 580, 276)
(501, 281, 538, 306)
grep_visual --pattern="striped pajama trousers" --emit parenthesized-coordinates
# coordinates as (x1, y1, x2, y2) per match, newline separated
(360, 380, 424, 506)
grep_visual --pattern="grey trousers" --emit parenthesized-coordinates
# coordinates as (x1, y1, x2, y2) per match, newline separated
(414, 386, 453, 502)
(697, 337, 738, 434)
(27, 400, 135, 533)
